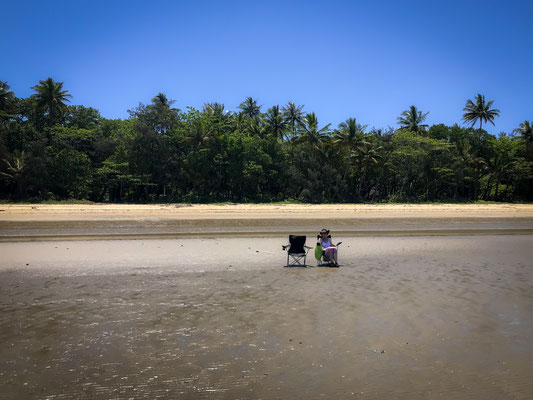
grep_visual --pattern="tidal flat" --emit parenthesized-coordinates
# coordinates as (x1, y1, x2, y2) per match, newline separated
(1, 235, 532, 399)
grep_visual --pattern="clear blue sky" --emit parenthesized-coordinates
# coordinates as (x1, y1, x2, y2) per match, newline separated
(2, 0, 532, 134)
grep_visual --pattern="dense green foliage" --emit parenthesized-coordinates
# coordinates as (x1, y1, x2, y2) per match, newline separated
(1, 79, 532, 203)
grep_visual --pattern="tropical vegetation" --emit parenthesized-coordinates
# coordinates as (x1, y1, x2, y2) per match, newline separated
(1, 78, 532, 203)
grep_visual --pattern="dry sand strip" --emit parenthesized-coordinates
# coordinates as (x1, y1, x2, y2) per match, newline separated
(1, 203, 533, 220)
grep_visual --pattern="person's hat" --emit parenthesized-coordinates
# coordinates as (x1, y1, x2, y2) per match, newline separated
(319, 228, 330, 235)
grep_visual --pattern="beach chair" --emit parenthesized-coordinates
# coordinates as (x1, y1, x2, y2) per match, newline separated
(282, 235, 312, 267)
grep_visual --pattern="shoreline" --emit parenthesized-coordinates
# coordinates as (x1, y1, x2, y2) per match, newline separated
(1, 203, 532, 241)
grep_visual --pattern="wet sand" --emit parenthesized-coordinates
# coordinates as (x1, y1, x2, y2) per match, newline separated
(1, 235, 533, 399)
(1, 203, 533, 239)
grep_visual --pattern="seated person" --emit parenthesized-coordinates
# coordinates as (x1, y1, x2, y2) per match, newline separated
(317, 228, 338, 265)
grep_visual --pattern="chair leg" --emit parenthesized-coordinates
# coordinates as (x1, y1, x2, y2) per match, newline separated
(288, 254, 306, 267)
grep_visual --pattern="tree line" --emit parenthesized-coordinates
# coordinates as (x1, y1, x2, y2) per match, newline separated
(1, 78, 532, 203)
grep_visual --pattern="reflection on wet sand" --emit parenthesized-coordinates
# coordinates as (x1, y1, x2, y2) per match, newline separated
(1, 216, 533, 240)
(1, 236, 532, 399)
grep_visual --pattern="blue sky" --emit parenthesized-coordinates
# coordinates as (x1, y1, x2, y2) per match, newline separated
(1, 0, 532, 134)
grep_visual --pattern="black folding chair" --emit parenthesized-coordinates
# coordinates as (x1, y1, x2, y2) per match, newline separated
(282, 235, 311, 267)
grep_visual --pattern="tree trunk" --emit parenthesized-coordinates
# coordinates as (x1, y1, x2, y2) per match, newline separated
(342, 152, 352, 182)
(502, 182, 510, 200)
(357, 169, 366, 199)
(292, 121, 296, 139)
(484, 175, 494, 200)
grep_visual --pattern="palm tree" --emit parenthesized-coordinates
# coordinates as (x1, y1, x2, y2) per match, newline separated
(264, 105, 288, 140)
(282, 101, 305, 139)
(0, 150, 26, 197)
(514, 120, 533, 160)
(152, 92, 173, 108)
(202, 103, 232, 136)
(334, 118, 368, 180)
(238, 97, 262, 119)
(485, 143, 514, 200)
(397, 105, 429, 133)
(462, 94, 500, 130)
(231, 112, 248, 132)
(298, 112, 331, 150)
(334, 118, 368, 149)
(0, 81, 14, 110)
(183, 118, 214, 150)
(202, 102, 226, 117)
(148, 92, 178, 134)
(31, 77, 72, 123)
(353, 142, 382, 198)
(246, 117, 267, 137)
(514, 120, 533, 144)
(471, 155, 488, 200)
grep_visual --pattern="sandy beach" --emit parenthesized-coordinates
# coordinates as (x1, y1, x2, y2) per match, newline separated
(1, 204, 532, 399)
(1, 203, 533, 240)
(2, 203, 533, 220)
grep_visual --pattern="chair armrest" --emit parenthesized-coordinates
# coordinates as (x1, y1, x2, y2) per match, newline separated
(304, 246, 312, 249)
(282, 244, 290, 251)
